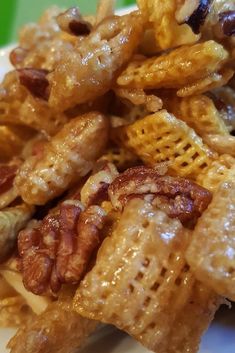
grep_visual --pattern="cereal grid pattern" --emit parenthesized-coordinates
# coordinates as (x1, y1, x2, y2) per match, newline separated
(196, 154, 235, 192)
(117, 41, 228, 89)
(74, 199, 219, 353)
(137, 0, 199, 50)
(187, 181, 235, 301)
(116, 110, 214, 178)
(168, 95, 229, 137)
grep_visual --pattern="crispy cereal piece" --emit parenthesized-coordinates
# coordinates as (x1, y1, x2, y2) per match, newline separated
(114, 110, 214, 178)
(137, 0, 199, 50)
(177, 68, 234, 97)
(0, 275, 34, 328)
(14, 112, 108, 205)
(167, 94, 229, 137)
(196, 154, 235, 191)
(204, 134, 235, 156)
(49, 12, 143, 111)
(114, 88, 163, 113)
(74, 199, 220, 353)
(8, 296, 97, 353)
(1, 267, 50, 315)
(100, 146, 140, 171)
(0, 204, 34, 263)
(0, 71, 67, 136)
(117, 41, 228, 90)
(187, 180, 235, 301)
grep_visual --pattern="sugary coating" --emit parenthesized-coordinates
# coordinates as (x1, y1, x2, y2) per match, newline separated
(166, 94, 229, 137)
(0, 125, 32, 162)
(100, 146, 140, 171)
(114, 110, 215, 178)
(204, 134, 235, 156)
(196, 154, 235, 191)
(114, 88, 163, 113)
(14, 112, 109, 205)
(117, 41, 229, 90)
(137, 0, 199, 50)
(8, 296, 97, 353)
(0, 71, 67, 136)
(74, 199, 220, 353)
(48, 12, 143, 111)
(177, 68, 234, 97)
(186, 180, 235, 301)
(0, 275, 33, 328)
(0, 204, 34, 263)
(10, 7, 74, 72)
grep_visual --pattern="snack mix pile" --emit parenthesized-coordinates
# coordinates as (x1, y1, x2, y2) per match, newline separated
(0, 1, 235, 352)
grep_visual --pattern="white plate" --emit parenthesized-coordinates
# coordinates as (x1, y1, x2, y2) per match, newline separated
(1, 5, 235, 353)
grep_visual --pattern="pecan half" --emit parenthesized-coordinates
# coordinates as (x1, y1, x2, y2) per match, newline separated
(56, 205, 106, 283)
(56, 7, 92, 36)
(18, 201, 106, 295)
(108, 166, 212, 224)
(18, 68, 49, 100)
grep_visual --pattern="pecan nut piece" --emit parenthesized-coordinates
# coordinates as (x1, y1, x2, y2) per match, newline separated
(108, 166, 212, 224)
(56, 205, 106, 283)
(17, 68, 49, 100)
(18, 201, 106, 295)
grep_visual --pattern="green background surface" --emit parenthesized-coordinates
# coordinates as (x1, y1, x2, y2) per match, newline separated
(0, 0, 135, 46)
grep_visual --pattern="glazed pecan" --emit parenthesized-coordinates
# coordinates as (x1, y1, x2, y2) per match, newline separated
(56, 205, 106, 283)
(108, 166, 212, 224)
(56, 7, 92, 36)
(18, 201, 106, 295)
(18, 68, 49, 100)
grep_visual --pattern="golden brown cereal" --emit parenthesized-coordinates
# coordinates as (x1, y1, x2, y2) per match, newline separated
(74, 198, 220, 353)
(10, 7, 74, 72)
(0, 188, 19, 211)
(1, 267, 51, 315)
(167, 94, 229, 137)
(117, 41, 229, 90)
(8, 296, 97, 353)
(48, 12, 143, 111)
(186, 180, 235, 301)
(0, 71, 67, 136)
(14, 112, 109, 205)
(114, 110, 215, 178)
(137, 0, 199, 50)
(80, 163, 118, 207)
(96, 0, 115, 24)
(100, 146, 140, 171)
(114, 88, 163, 113)
(204, 134, 235, 156)
(177, 68, 234, 97)
(196, 154, 235, 191)
(0, 204, 34, 263)
(0, 279, 34, 328)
